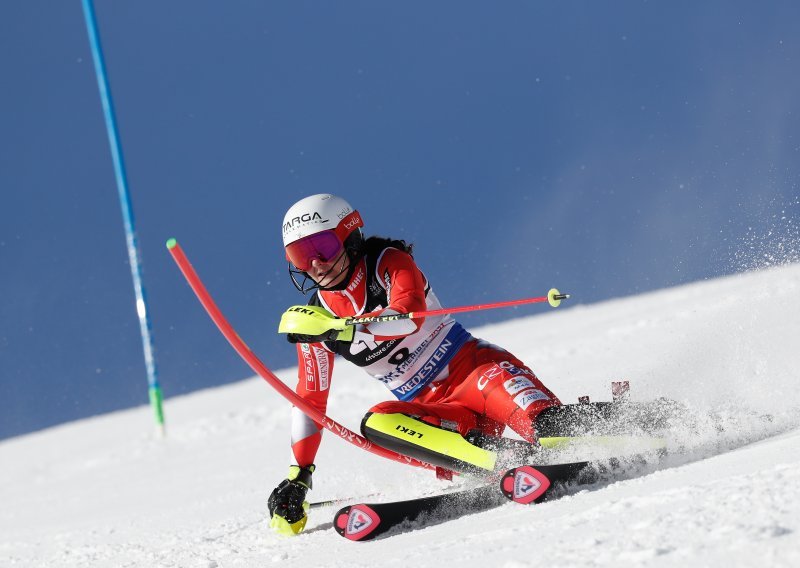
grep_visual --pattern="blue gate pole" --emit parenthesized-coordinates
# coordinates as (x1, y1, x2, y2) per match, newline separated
(81, 0, 166, 435)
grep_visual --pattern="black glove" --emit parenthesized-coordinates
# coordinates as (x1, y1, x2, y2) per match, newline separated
(268, 465, 315, 535)
(287, 327, 354, 344)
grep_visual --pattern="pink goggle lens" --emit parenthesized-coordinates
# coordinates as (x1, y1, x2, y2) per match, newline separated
(285, 230, 344, 271)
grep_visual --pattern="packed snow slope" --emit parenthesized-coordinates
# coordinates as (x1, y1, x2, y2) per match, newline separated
(2, 264, 799, 567)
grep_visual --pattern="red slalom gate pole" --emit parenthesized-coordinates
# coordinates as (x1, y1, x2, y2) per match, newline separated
(166, 238, 435, 472)
(346, 289, 570, 327)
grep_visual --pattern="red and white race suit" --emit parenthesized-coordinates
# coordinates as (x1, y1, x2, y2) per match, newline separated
(289, 242, 561, 467)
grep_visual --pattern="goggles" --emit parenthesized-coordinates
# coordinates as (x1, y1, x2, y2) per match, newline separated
(285, 230, 344, 272)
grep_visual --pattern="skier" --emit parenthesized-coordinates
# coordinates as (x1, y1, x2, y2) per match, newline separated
(268, 193, 563, 535)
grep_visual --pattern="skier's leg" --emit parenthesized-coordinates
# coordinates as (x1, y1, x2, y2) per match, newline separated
(360, 340, 563, 471)
(360, 400, 498, 472)
(365, 400, 479, 436)
(436, 340, 562, 445)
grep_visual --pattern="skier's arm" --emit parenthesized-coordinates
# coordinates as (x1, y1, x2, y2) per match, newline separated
(277, 249, 427, 345)
(290, 342, 334, 467)
(268, 341, 332, 537)
(360, 248, 428, 341)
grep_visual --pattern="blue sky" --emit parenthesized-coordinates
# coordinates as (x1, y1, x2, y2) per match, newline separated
(1, 1, 799, 440)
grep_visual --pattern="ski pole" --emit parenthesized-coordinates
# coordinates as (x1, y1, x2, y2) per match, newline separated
(309, 492, 384, 510)
(344, 289, 570, 327)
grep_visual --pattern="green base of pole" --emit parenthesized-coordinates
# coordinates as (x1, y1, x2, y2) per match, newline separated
(149, 386, 165, 433)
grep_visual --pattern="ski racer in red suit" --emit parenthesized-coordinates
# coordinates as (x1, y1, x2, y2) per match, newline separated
(268, 194, 562, 535)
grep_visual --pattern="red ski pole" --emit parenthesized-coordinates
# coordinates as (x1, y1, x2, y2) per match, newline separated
(345, 289, 570, 326)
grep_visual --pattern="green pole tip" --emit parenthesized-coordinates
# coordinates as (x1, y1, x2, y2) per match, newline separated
(166, 238, 177, 249)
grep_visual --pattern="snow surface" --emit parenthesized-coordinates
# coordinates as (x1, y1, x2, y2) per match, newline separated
(2, 264, 799, 567)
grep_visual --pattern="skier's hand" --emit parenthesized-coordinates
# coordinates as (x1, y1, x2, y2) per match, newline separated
(268, 465, 315, 536)
(278, 305, 354, 343)
(286, 328, 353, 344)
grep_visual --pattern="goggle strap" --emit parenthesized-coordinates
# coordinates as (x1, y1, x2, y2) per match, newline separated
(334, 210, 363, 243)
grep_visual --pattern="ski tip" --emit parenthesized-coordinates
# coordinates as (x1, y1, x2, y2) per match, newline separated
(334, 504, 382, 541)
(166, 238, 177, 250)
(500, 465, 552, 505)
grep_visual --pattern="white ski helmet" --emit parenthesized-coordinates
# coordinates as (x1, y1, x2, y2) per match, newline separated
(281, 194, 365, 292)
(282, 193, 362, 247)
